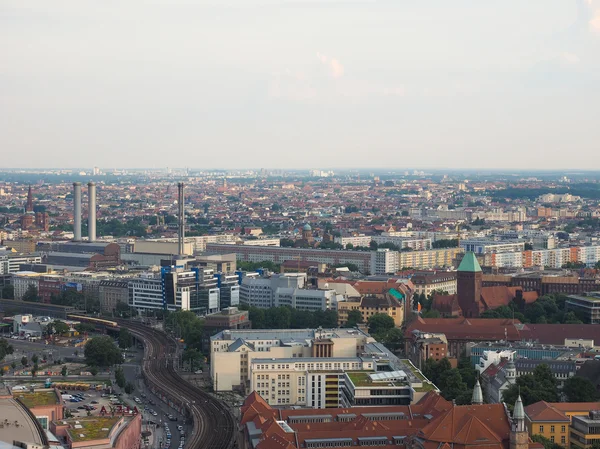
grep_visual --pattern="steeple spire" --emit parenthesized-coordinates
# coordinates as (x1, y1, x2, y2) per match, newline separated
(471, 378, 483, 405)
(513, 394, 526, 432)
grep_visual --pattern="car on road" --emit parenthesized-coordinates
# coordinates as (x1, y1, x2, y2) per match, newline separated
(177, 425, 183, 431)
(168, 415, 177, 421)
(91, 400, 98, 404)
(194, 370, 203, 374)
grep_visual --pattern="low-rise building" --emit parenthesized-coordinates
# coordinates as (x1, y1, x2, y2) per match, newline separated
(566, 292, 600, 324)
(0, 394, 49, 448)
(525, 401, 572, 447)
(202, 307, 251, 351)
(570, 411, 600, 448)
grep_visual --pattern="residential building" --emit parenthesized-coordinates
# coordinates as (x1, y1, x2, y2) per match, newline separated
(411, 271, 457, 296)
(398, 247, 463, 270)
(370, 248, 399, 275)
(205, 244, 373, 273)
(460, 239, 526, 254)
(407, 331, 449, 370)
(524, 402, 572, 447)
(12, 271, 40, 300)
(337, 294, 404, 327)
(566, 292, 600, 324)
(372, 235, 432, 251)
(334, 234, 372, 248)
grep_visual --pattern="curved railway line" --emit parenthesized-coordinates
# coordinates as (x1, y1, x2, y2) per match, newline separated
(117, 320, 236, 449)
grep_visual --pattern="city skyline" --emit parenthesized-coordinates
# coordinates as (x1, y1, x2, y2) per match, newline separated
(2, 0, 600, 169)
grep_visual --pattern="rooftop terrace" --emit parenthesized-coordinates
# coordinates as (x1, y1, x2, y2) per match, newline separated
(14, 390, 59, 408)
(66, 417, 121, 442)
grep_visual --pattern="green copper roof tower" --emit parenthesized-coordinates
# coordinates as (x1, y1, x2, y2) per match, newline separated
(457, 251, 482, 272)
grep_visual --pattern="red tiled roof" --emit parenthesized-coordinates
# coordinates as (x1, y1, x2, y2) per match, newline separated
(524, 402, 570, 422)
(520, 324, 600, 345)
(431, 294, 461, 315)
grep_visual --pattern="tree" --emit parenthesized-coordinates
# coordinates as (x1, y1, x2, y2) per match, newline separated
(118, 328, 133, 349)
(1, 285, 14, 299)
(367, 313, 395, 335)
(84, 336, 123, 367)
(345, 310, 363, 328)
(21, 356, 28, 367)
(531, 434, 563, 449)
(0, 339, 14, 361)
(563, 376, 600, 402)
(124, 382, 135, 394)
(345, 243, 354, 249)
(115, 366, 126, 388)
(61, 365, 68, 377)
(11, 361, 17, 372)
(89, 366, 99, 377)
(22, 285, 40, 302)
(379, 327, 405, 352)
(182, 348, 202, 372)
(503, 363, 559, 407)
(75, 323, 96, 333)
(32, 363, 39, 378)
(53, 320, 70, 335)
(31, 354, 39, 364)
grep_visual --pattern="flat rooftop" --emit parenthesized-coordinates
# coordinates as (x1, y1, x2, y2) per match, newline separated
(212, 328, 369, 341)
(65, 416, 121, 442)
(0, 397, 45, 445)
(13, 390, 59, 408)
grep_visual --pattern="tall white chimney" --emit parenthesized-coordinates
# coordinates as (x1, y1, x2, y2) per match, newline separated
(178, 182, 185, 255)
(73, 182, 82, 241)
(88, 181, 96, 242)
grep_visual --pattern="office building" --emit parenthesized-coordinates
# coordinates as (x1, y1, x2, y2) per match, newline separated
(210, 328, 373, 392)
(566, 292, 600, 324)
(99, 280, 130, 313)
(240, 273, 306, 308)
(372, 235, 432, 251)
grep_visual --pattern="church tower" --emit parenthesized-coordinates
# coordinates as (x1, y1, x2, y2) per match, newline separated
(457, 252, 482, 317)
(510, 395, 529, 449)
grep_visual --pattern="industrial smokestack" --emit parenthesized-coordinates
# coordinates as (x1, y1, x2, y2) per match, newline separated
(178, 182, 185, 255)
(73, 182, 82, 241)
(88, 181, 96, 242)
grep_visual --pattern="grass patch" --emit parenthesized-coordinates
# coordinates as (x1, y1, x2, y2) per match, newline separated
(15, 391, 59, 408)
(347, 371, 374, 387)
(67, 417, 121, 442)
(413, 382, 437, 393)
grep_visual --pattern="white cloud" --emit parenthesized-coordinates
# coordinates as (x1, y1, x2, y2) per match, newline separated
(560, 52, 580, 64)
(316, 52, 344, 78)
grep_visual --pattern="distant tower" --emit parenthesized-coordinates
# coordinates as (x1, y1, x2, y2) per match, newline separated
(471, 378, 483, 405)
(457, 252, 482, 317)
(25, 185, 33, 212)
(510, 395, 529, 449)
(302, 223, 313, 243)
(505, 359, 517, 385)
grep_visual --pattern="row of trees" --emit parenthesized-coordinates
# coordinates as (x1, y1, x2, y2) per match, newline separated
(164, 311, 206, 371)
(481, 294, 586, 324)
(247, 306, 338, 330)
(20, 286, 101, 314)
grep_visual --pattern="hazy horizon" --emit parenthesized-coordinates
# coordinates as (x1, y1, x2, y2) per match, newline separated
(2, 0, 600, 170)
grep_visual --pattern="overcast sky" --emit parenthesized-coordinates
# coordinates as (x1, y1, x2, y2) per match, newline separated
(1, 0, 600, 170)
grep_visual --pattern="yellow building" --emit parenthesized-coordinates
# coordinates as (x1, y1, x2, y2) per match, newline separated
(525, 401, 571, 447)
(399, 248, 463, 270)
(337, 295, 404, 327)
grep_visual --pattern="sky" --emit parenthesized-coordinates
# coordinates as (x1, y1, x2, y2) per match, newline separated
(1, 0, 600, 170)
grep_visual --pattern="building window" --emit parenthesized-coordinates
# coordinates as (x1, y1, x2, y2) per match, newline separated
(561, 436, 565, 444)
(550, 425, 554, 433)
(550, 436, 554, 443)
(561, 426, 566, 433)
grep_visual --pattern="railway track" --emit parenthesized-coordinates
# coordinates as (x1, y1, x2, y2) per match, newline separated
(117, 320, 236, 449)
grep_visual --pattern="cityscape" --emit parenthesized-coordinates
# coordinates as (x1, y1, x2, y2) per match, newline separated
(2, 1, 600, 449)
(1, 169, 600, 449)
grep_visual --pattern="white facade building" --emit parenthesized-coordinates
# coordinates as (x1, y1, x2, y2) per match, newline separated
(11, 271, 41, 300)
(370, 248, 399, 275)
(273, 288, 341, 311)
(334, 235, 373, 248)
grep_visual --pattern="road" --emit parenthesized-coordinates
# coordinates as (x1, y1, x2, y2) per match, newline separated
(122, 347, 193, 449)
